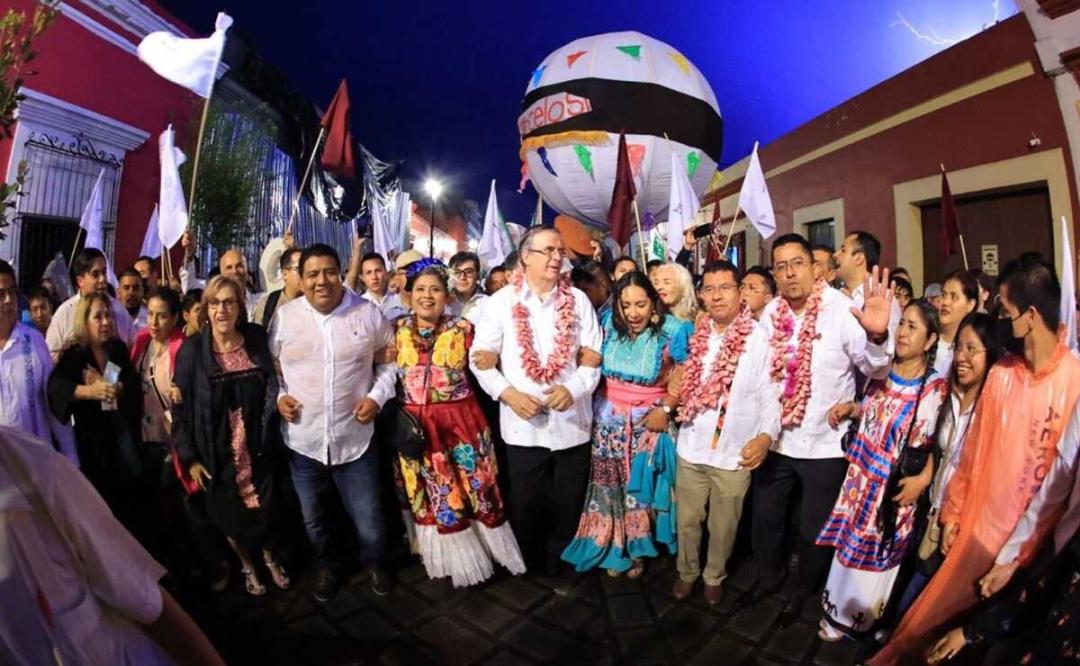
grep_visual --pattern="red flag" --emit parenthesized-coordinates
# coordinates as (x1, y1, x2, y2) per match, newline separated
(607, 131, 636, 248)
(707, 198, 724, 262)
(320, 79, 356, 179)
(939, 171, 961, 258)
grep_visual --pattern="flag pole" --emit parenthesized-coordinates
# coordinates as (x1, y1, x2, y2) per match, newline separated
(69, 227, 84, 267)
(183, 93, 213, 278)
(721, 205, 742, 255)
(286, 126, 327, 235)
(632, 199, 648, 266)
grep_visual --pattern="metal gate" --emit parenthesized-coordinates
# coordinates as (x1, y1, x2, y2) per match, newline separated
(13, 131, 121, 286)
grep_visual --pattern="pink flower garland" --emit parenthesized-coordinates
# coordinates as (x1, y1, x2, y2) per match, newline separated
(770, 278, 827, 427)
(509, 268, 577, 384)
(677, 304, 755, 427)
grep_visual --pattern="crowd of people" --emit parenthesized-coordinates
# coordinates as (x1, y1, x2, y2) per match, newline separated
(2, 220, 1079, 665)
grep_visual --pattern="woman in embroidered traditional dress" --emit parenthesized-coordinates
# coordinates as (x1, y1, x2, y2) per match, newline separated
(393, 260, 525, 587)
(173, 276, 289, 596)
(562, 271, 692, 577)
(652, 262, 699, 321)
(816, 300, 947, 641)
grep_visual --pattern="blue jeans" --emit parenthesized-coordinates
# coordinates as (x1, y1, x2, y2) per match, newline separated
(289, 446, 385, 571)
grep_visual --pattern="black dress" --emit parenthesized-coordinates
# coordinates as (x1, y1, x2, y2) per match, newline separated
(47, 339, 143, 520)
(173, 324, 279, 550)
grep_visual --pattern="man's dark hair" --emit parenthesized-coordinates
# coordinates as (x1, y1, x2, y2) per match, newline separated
(582, 260, 611, 287)
(745, 265, 776, 295)
(449, 251, 480, 270)
(280, 247, 303, 272)
(0, 258, 14, 282)
(771, 232, 813, 262)
(27, 286, 55, 309)
(811, 243, 834, 255)
(181, 289, 203, 314)
(893, 266, 911, 280)
(646, 259, 664, 272)
(848, 231, 881, 269)
(134, 255, 156, 268)
(571, 266, 599, 291)
(360, 252, 386, 269)
(613, 256, 637, 270)
(118, 268, 142, 282)
(71, 248, 106, 278)
(998, 254, 1061, 331)
(146, 286, 182, 316)
(503, 251, 520, 272)
(700, 260, 742, 285)
(299, 244, 342, 274)
(892, 277, 914, 297)
(488, 265, 507, 276)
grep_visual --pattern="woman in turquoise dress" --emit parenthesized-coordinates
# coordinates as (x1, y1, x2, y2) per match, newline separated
(562, 271, 692, 577)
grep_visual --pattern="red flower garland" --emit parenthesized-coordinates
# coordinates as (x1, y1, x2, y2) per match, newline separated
(770, 278, 827, 427)
(509, 268, 577, 384)
(677, 304, 756, 427)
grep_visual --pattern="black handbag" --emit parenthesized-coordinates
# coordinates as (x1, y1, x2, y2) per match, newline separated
(382, 363, 430, 461)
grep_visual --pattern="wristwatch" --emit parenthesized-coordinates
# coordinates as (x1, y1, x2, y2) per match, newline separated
(661, 404, 674, 416)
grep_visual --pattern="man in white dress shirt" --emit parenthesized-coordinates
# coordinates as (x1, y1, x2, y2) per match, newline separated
(470, 227, 603, 575)
(0, 261, 76, 463)
(673, 261, 780, 606)
(117, 268, 148, 334)
(46, 248, 134, 356)
(358, 252, 408, 321)
(269, 244, 397, 601)
(834, 230, 901, 342)
(745, 233, 893, 623)
(447, 250, 487, 324)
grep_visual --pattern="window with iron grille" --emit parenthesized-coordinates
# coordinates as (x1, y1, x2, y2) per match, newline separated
(805, 218, 835, 249)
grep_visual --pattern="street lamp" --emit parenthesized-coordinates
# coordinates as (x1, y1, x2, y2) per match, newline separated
(424, 178, 443, 258)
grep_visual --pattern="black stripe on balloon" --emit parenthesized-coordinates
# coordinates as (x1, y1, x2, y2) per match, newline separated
(520, 77, 723, 163)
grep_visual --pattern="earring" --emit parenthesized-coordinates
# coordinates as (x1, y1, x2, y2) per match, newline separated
(650, 313, 660, 324)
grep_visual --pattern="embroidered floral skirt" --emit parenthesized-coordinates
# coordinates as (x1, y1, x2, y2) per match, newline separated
(561, 392, 678, 573)
(396, 395, 524, 587)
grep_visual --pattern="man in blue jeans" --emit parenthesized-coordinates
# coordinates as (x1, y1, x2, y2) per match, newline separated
(269, 244, 398, 601)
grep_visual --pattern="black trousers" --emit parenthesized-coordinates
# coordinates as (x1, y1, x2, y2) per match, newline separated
(751, 452, 847, 594)
(506, 443, 590, 568)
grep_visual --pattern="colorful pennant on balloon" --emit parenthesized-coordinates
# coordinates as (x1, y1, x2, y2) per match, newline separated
(616, 45, 641, 60)
(687, 151, 701, 179)
(668, 51, 691, 75)
(537, 147, 558, 177)
(574, 145, 594, 179)
(628, 144, 645, 179)
(529, 64, 547, 89)
(566, 50, 588, 68)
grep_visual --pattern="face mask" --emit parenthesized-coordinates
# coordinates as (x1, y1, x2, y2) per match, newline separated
(995, 316, 1026, 356)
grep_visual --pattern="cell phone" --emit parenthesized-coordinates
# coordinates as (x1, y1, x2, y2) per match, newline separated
(692, 224, 712, 239)
(101, 361, 121, 411)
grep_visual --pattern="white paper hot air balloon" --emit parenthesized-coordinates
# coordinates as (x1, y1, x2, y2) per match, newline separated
(518, 31, 722, 233)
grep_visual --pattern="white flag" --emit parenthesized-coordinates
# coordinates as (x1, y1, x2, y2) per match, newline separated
(158, 125, 189, 249)
(478, 179, 514, 269)
(137, 12, 232, 98)
(373, 191, 412, 264)
(79, 169, 117, 288)
(1060, 215, 1077, 352)
(738, 142, 776, 239)
(666, 149, 700, 260)
(140, 205, 160, 258)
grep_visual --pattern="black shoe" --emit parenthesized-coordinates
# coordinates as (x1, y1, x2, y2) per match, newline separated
(737, 581, 779, 607)
(779, 592, 809, 626)
(313, 568, 339, 603)
(370, 566, 393, 597)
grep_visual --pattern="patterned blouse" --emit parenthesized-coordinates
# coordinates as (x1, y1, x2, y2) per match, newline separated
(395, 315, 474, 404)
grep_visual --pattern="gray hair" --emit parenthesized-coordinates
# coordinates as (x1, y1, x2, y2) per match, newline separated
(517, 226, 560, 256)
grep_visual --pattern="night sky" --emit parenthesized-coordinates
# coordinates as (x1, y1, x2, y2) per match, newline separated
(161, 0, 1016, 225)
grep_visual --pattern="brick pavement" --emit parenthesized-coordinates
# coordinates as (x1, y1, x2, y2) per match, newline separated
(184, 553, 864, 666)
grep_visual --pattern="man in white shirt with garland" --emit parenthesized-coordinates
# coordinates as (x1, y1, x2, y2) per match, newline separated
(46, 248, 134, 357)
(470, 227, 602, 576)
(0, 260, 76, 463)
(269, 244, 397, 602)
(743, 232, 893, 624)
(673, 260, 780, 607)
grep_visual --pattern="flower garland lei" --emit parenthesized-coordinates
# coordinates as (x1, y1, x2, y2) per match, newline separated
(770, 278, 827, 427)
(510, 268, 577, 384)
(677, 304, 756, 426)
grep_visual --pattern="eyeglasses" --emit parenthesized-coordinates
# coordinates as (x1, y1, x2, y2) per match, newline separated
(700, 284, 738, 295)
(954, 343, 986, 358)
(528, 247, 568, 260)
(453, 268, 478, 278)
(773, 257, 808, 273)
(207, 298, 238, 310)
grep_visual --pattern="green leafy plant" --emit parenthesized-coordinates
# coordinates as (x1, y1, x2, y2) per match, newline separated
(0, 1, 57, 240)
(183, 101, 273, 253)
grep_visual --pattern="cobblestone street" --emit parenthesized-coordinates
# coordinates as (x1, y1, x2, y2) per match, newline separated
(184, 552, 863, 666)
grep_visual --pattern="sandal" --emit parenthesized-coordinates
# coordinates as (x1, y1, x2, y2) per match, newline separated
(264, 558, 291, 590)
(241, 567, 267, 596)
(626, 560, 646, 580)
